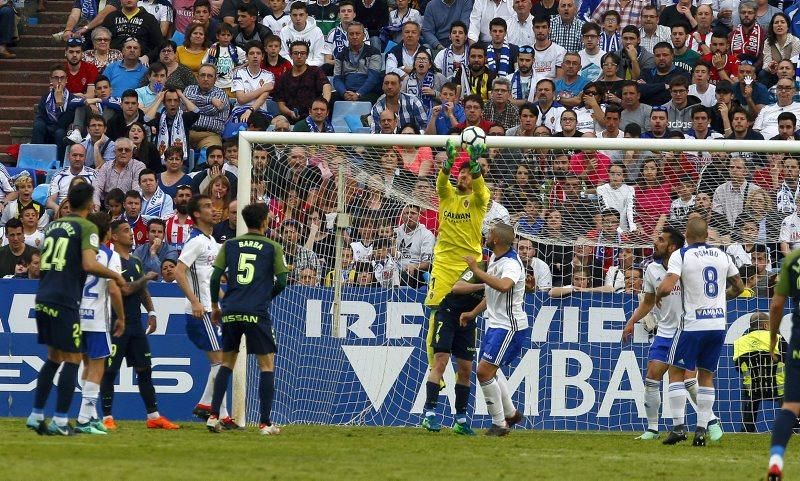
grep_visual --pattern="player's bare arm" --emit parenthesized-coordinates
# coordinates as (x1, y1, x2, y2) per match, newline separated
(464, 256, 513, 293)
(120, 271, 158, 296)
(655, 273, 679, 305)
(140, 287, 157, 335)
(459, 298, 487, 327)
(82, 248, 126, 287)
(623, 292, 656, 343)
(725, 275, 745, 299)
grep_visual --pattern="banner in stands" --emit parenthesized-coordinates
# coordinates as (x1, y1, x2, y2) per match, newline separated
(0, 280, 791, 431)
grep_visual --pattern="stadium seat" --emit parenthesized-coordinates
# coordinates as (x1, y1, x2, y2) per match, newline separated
(32, 184, 49, 206)
(332, 101, 373, 133)
(16, 144, 60, 171)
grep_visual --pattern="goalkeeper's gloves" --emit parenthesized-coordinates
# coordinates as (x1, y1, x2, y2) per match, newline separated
(467, 143, 487, 175)
(443, 138, 458, 172)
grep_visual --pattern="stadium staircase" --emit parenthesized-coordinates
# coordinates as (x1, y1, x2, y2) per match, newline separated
(0, 0, 70, 164)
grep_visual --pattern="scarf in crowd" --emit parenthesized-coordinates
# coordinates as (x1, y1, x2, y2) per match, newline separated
(441, 45, 467, 79)
(143, 187, 169, 218)
(44, 89, 70, 123)
(157, 110, 187, 160)
(80, 0, 97, 21)
(208, 42, 240, 65)
(330, 25, 349, 58)
(730, 24, 764, 57)
(305, 115, 334, 133)
(404, 70, 435, 111)
(509, 70, 531, 100)
(600, 31, 620, 53)
(594, 231, 621, 271)
(486, 42, 512, 76)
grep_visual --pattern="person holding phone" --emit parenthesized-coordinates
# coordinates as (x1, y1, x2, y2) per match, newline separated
(136, 62, 168, 112)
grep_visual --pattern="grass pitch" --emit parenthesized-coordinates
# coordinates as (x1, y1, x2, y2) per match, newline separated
(0, 419, 787, 480)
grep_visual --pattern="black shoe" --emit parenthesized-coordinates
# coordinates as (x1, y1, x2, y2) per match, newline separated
(36, 420, 49, 436)
(692, 427, 707, 447)
(662, 425, 688, 445)
(193, 405, 212, 420)
(485, 424, 511, 436)
(505, 410, 524, 428)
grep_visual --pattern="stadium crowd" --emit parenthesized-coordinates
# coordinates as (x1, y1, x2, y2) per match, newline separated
(2, 0, 800, 294)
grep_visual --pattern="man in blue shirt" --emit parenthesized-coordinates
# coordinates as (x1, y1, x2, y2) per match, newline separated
(332, 22, 382, 103)
(104, 38, 148, 97)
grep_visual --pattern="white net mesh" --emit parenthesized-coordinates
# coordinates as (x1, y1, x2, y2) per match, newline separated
(236, 133, 797, 431)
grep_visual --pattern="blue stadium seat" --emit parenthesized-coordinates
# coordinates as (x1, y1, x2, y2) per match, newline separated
(17, 144, 60, 171)
(32, 184, 49, 206)
(331, 101, 373, 133)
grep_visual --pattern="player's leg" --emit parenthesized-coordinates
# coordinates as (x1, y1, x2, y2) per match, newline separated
(478, 327, 526, 436)
(690, 330, 726, 447)
(424, 264, 462, 386)
(768, 333, 800, 480)
(256, 353, 280, 435)
(662, 330, 697, 444)
(75, 332, 111, 434)
(207, 320, 241, 432)
(100, 334, 127, 430)
(45, 309, 83, 436)
(28, 308, 62, 432)
(639, 335, 672, 439)
(422, 311, 456, 431)
(131, 331, 179, 429)
(452, 357, 475, 435)
(683, 369, 722, 441)
(186, 313, 228, 420)
(491, 330, 527, 431)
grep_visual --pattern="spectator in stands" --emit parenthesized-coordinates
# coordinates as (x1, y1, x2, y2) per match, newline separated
(138, 0, 172, 38)
(596, 162, 635, 231)
(107, 89, 144, 140)
(730, 0, 770, 55)
(516, 237, 552, 290)
(577, 22, 605, 83)
(232, 3, 272, 49)
(767, 59, 800, 105)
(712, 156, 761, 229)
(93, 137, 147, 208)
(204, 175, 231, 224)
(370, 73, 428, 134)
(133, 218, 178, 278)
(669, 174, 695, 223)
(121, 190, 149, 246)
(102, 0, 163, 62)
(727, 216, 772, 268)
(332, 22, 382, 103)
(133, 61, 165, 111)
(733, 58, 769, 117)
(0, 173, 48, 230)
(635, 157, 671, 239)
(507, 0, 534, 47)
(81, 28, 123, 71)
(278, 2, 325, 67)
(376, 109, 400, 134)
(553, 52, 587, 108)
(531, 79, 564, 133)
(164, 185, 194, 253)
(103, 39, 148, 97)
(400, 50, 447, 117)
(639, 42, 690, 106)
(191, 145, 238, 195)
(663, 76, 699, 133)
(10, 204, 44, 249)
(202, 24, 246, 94)
(394, 204, 435, 288)
(260, 0, 289, 34)
(353, 0, 389, 52)
(46, 144, 97, 209)
(483, 77, 520, 130)
(178, 24, 211, 76)
(212, 199, 236, 242)
(184, 64, 230, 148)
(551, 173, 597, 235)
(139, 169, 173, 218)
(32, 65, 87, 156)
(185, 0, 219, 38)
(64, 38, 98, 100)
(686, 105, 723, 140)
(453, 43, 496, 101)
(293, 98, 334, 132)
(617, 81, 649, 132)
(433, 22, 469, 80)
(638, 5, 669, 54)
(777, 156, 800, 215)
(688, 63, 715, 107)
(387, 21, 428, 81)
(126, 122, 160, 172)
(550, 0, 584, 53)
(780, 192, 800, 254)
(761, 13, 800, 88)
(771, 112, 800, 141)
(230, 41, 275, 122)
(424, 83, 466, 135)
(754, 79, 800, 139)
(753, 151, 782, 191)
(505, 102, 538, 137)
(274, 41, 332, 123)
(158, 147, 193, 199)
(641, 106, 673, 139)
(484, 18, 518, 78)
(144, 88, 199, 164)
(0, 219, 36, 277)
(220, 0, 268, 26)
(613, 26, 652, 81)
(670, 23, 699, 73)
(453, 94, 493, 131)
(597, 105, 624, 159)
(262, 35, 292, 80)
(726, 107, 763, 143)
(159, 41, 199, 91)
(320, 1, 354, 74)
(80, 114, 115, 168)
(744, 189, 782, 244)
(698, 32, 738, 83)
(160, 258, 177, 282)
(308, 0, 339, 35)
(282, 219, 321, 284)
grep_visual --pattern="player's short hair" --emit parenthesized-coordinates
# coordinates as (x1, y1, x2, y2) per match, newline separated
(188, 194, 210, 222)
(88, 212, 111, 241)
(661, 225, 684, 250)
(67, 182, 95, 212)
(492, 222, 515, 246)
(242, 203, 270, 229)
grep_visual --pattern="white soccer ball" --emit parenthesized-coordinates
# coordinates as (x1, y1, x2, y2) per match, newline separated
(460, 126, 486, 150)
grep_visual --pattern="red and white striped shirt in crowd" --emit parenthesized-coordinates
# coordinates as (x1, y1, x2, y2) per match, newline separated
(165, 213, 194, 253)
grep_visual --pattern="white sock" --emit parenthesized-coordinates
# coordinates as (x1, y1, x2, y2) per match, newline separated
(770, 454, 784, 471)
(644, 378, 661, 432)
(220, 392, 229, 418)
(147, 411, 160, 420)
(53, 415, 68, 427)
(78, 381, 100, 424)
(667, 382, 687, 427)
(685, 378, 716, 421)
(479, 378, 506, 426)
(696, 386, 715, 429)
(200, 363, 220, 406)
(494, 371, 517, 418)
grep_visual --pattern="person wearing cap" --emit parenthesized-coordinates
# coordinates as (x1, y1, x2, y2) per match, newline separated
(709, 79, 741, 134)
(753, 77, 800, 139)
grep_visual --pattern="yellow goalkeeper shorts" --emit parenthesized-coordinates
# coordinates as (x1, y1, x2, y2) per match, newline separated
(424, 261, 466, 308)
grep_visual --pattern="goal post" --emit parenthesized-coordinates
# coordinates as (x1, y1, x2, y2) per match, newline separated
(232, 131, 799, 431)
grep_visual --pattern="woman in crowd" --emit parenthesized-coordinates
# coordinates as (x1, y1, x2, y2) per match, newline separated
(82, 27, 122, 71)
(178, 24, 210, 78)
(269, 186, 309, 231)
(740, 188, 782, 246)
(595, 52, 625, 101)
(395, 125, 433, 177)
(205, 174, 232, 225)
(761, 13, 800, 87)
(159, 41, 198, 91)
(158, 146, 193, 199)
(401, 51, 447, 116)
(127, 122, 162, 173)
(136, 62, 168, 112)
(634, 157, 671, 241)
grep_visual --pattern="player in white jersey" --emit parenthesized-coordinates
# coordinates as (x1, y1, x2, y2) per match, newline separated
(623, 226, 722, 441)
(656, 217, 743, 446)
(174, 195, 235, 428)
(461, 223, 529, 436)
(76, 213, 125, 434)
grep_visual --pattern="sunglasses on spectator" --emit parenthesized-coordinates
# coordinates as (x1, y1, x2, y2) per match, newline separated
(519, 45, 534, 54)
(176, 184, 192, 190)
(95, 37, 111, 42)
(67, 38, 84, 47)
(116, 147, 132, 153)
(651, 105, 668, 112)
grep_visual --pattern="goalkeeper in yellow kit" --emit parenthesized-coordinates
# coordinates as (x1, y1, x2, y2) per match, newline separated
(424, 139, 490, 381)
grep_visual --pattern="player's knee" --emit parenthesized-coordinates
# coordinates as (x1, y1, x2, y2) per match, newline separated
(136, 367, 153, 381)
(257, 355, 274, 371)
(456, 362, 472, 383)
(476, 363, 495, 383)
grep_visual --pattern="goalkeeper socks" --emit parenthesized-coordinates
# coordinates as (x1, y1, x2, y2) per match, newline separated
(479, 378, 505, 426)
(78, 381, 100, 424)
(55, 362, 79, 419)
(211, 366, 232, 417)
(259, 371, 275, 426)
(100, 370, 117, 417)
(200, 363, 221, 406)
(769, 409, 797, 471)
(644, 378, 661, 432)
(667, 382, 687, 427)
(454, 384, 470, 423)
(685, 378, 718, 421)
(136, 368, 159, 415)
(33, 359, 60, 412)
(494, 372, 516, 418)
(695, 386, 715, 429)
(424, 381, 440, 416)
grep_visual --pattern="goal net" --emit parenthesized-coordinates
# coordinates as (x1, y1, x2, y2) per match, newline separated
(234, 131, 797, 432)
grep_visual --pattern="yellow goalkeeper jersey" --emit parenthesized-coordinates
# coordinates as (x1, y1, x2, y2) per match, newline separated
(434, 170, 490, 260)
